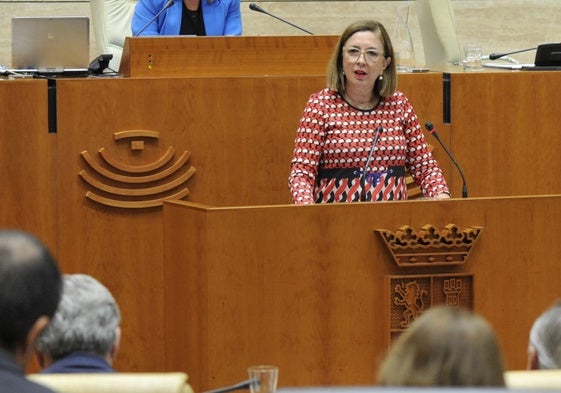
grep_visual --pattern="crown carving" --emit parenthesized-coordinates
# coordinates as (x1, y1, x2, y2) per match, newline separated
(375, 224, 483, 267)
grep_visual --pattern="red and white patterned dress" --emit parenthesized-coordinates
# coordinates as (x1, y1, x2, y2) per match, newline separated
(288, 88, 449, 204)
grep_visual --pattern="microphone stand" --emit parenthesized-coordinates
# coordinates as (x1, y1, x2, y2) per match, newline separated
(488, 46, 538, 61)
(359, 126, 383, 202)
(202, 378, 257, 393)
(135, 0, 175, 36)
(248, 3, 314, 35)
(424, 122, 468, 198)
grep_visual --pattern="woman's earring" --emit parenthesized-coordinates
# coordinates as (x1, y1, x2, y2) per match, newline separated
(378, 74, 383, 81)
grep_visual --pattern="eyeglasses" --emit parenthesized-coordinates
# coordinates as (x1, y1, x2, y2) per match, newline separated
(343, 46, 383, 63)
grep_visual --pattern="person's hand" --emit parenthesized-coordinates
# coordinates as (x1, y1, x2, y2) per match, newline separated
(434, 192, 451, 199)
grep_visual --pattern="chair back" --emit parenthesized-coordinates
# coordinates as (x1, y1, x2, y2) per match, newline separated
(416, 0, 462, 66)
(90, 0, 138, 71)
(504, 369, 561, 390)
(28, 372, 195, 393)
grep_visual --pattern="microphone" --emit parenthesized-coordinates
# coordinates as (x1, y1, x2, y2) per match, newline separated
(248, 3, 314, 35)
(202, 378, 257, 393)
(488, 46, 537, 61)
(424, 122, 467, 198)
(134, 0, 175, 37)
(360, 126, 384, 202)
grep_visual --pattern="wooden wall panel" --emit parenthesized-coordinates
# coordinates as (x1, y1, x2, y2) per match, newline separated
(449, 71, 561, 198)
(53, 75, 323, 372)
(0, 79, 57, 255)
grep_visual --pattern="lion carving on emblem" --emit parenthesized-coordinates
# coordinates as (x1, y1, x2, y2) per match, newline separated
(394, 281, 427, 328)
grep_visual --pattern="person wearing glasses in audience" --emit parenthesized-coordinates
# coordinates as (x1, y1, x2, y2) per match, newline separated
(288, 20, 450, 204)
(132, 0, 242, 36)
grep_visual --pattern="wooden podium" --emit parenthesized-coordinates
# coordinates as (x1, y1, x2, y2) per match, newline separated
(162, 195, 561, 392)
(119, 35, 339, 77)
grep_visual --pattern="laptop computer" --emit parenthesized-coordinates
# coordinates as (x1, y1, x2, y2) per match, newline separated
(11, 16, 90, 76)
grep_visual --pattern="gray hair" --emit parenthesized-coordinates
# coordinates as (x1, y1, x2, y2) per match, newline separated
(35, 274, 121, 360)
(529, 300, 561, 369)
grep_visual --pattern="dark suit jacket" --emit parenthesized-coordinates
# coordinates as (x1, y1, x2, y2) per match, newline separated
(0, 349, 55, 393)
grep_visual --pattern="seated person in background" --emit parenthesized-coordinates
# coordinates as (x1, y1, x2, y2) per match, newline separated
(35, 274, 121, 373)
(132, 0, 242, 37)
(0, 230, 62, 393)
(376, 305, 505, 386)
(527, 300, 561, 369)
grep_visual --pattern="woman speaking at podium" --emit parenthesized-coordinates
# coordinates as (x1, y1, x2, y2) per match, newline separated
(288, 20, 450, 204)
(132, 0, 242, 37)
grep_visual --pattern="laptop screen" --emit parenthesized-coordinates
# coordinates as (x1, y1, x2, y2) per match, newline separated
(11, 16, 90, 71)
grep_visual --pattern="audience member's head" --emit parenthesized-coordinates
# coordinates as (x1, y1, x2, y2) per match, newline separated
(0, 230, 61, 368)
(35, 274, 121, 373)
(376, 305, 505, 387)
(527, 300, 561, 370)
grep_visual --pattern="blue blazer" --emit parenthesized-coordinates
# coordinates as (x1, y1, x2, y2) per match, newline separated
(132, 0, 242, 36)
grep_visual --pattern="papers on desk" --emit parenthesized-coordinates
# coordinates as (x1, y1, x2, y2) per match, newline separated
(483, 62, 534, 70)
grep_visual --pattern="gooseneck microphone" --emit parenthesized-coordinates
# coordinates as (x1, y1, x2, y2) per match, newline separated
(134, 0, 175, 37)
(202, 378, 257, 393)
(248, 3, 314, 35)
(424, 122, 467, 198)
(360, 126, 384, 202)
(488, 46, 537, 61)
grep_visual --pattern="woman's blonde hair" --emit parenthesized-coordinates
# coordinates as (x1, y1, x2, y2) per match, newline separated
(326, 20, 396, 97)
(376, 305, 506, 387)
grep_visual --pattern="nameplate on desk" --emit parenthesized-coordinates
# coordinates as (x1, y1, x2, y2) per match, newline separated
(483, 62, 533, 70)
